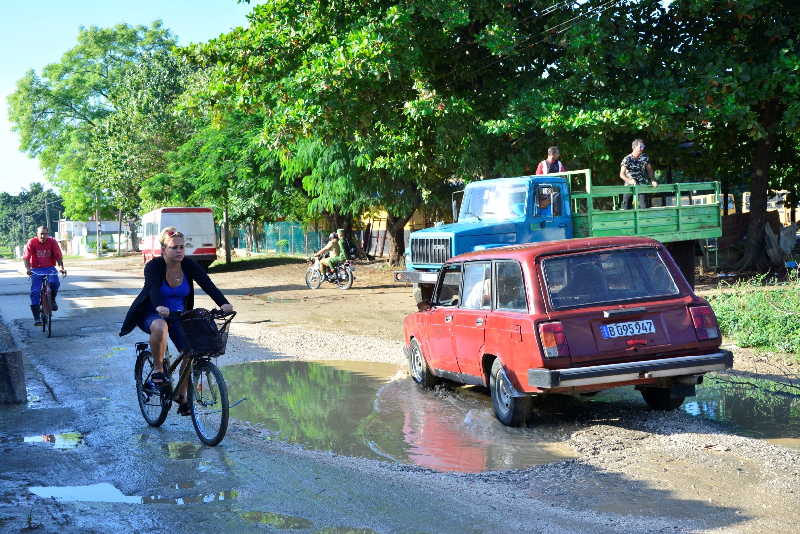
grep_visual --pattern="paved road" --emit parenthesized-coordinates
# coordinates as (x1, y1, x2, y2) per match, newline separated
(0, 259, 739, 533)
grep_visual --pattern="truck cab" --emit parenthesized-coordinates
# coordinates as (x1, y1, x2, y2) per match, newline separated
(405, 176, 571, 275)
(396, 169, 723, 300)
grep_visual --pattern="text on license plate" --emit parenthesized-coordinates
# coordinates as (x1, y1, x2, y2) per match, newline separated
(600, 320, 656, 339)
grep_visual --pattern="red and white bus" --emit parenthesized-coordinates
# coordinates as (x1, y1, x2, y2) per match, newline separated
(140, 207, 217, 268)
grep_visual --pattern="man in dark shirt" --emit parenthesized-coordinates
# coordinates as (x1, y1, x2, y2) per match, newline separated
(620, 138, 657, 209)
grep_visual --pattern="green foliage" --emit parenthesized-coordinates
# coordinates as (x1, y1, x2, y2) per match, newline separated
(7, 22, 178, 219)
(0, 184, 63, 247)
(710, 274, 800, 355)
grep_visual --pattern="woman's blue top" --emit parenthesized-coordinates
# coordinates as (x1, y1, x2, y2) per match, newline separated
(159, 277, 190, 313)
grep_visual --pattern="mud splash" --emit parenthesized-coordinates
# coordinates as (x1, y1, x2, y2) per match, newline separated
(225, 360, 576, 472)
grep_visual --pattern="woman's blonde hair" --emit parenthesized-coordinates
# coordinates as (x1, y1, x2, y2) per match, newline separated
(159, 226, 185, 247)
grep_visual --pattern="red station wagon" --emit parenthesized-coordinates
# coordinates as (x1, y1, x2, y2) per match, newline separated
(402, 236, 733, 426)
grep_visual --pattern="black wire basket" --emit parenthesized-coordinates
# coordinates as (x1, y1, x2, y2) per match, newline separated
(180, 308, 235, 357)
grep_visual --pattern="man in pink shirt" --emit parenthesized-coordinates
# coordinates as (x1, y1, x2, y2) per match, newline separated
(535, 146, 567, 175)
(22, 226, 66, 325)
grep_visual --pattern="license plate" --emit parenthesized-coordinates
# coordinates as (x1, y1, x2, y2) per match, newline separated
(600, 320, 655, 339)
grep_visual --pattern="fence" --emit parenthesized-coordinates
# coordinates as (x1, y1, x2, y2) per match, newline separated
(231, 222, 329, 256)
(230, 220, 422, 258)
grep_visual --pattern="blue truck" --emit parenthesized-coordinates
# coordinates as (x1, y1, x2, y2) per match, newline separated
(394, 169, 723, 301)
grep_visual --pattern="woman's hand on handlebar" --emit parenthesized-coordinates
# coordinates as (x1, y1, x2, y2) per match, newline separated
(221, 303, 234, 313)
(156, 305, 170, 318)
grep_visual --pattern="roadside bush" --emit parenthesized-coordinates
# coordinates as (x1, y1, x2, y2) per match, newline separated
(709, 273, 800, 355)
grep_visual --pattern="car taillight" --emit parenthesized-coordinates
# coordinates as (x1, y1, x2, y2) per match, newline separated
(689, 306, 720, 340)
(538, 321, 571, 358)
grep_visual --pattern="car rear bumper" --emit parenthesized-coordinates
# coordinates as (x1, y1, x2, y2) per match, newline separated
(527, 350, 733, 389)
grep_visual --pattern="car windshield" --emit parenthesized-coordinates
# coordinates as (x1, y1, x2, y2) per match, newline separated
(459, 182, 528, 221)
(542, 248, 680, 310)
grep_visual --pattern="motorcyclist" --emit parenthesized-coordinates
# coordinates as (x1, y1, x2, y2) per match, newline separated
(315, 232, 346, 279)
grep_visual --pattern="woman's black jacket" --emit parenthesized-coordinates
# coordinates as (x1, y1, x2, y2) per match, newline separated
(119, 257, 229, 337)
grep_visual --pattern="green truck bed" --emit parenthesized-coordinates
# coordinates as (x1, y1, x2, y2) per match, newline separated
(566, 171, 722, 243)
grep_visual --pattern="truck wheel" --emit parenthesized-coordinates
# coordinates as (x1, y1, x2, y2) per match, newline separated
(490, 359, 531, 427)
(412, 283, 435, 305)
(640, 387, 685, 411)
(408, 339, 437, 388)
(665, 240, 696, 289)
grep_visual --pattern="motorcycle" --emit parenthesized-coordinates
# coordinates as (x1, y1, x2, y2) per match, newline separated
(306, 256, 355, 290)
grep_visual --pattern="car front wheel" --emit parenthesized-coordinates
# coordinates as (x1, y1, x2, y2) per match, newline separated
(490, 359, 531, 427)
(640, 387, 686, 411)
(408, 338, 437, 388)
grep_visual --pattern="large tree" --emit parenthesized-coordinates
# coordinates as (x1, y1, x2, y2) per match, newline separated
(7, 22, 178, 219)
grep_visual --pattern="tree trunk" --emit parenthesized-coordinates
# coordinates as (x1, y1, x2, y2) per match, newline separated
(129, 220, 140, 252)
(386, 205, 419, 266)
(223, 204, 232, 265)
(735, 100, 780, 271)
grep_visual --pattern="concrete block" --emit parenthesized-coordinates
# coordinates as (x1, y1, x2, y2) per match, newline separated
(0, 319, 25, 404)
(0, 350, 26, 403)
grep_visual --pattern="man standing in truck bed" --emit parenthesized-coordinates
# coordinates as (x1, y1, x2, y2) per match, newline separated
(620, 138, 658, 209)
(535, 146, 566, 175)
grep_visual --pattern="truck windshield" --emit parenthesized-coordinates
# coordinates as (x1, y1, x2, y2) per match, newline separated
(542, 248, 680, 310)
(459, 182, 528, 221)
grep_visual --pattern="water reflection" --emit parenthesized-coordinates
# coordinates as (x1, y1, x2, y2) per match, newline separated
(28, 483, 238, 505)
(240, 511, 313, 529)
(225, 360, 576, 472)
(23, 432, 83, 449)
(593, 376, 800, 449)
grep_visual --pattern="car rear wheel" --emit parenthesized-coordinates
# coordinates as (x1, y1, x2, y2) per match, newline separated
(490, 359, 531, 427)
(640, 387, 685, 411)
(408, 339, 437, 388)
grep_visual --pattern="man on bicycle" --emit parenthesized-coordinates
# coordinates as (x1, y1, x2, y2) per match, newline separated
(23, 226, 66, 326)
(315, 231, 346, 278)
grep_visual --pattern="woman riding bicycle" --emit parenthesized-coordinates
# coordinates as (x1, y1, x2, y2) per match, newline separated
(119, 227, 233, 415)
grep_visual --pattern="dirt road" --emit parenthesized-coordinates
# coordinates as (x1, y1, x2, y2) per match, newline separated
(1, 255, 799, 533)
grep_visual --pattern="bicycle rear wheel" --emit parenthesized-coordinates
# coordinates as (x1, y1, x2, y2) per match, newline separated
(189, 360, 229, 446)
(135, 349, 171, 427)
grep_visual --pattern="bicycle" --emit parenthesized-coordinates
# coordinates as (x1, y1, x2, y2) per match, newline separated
(134, 308, 236, 446)
(31, 272, 55, 337)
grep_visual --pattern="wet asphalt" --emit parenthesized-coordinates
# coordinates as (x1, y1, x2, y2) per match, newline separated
(0, 259, 632, 534)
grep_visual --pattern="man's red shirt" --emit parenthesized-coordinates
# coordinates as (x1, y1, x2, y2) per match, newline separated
(23, 237, 63, 269)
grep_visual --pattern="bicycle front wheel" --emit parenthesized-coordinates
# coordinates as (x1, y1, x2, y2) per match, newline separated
(135, 350, 171, 427)
(190, 360, 229, 446)
(47, 312, 52, 337)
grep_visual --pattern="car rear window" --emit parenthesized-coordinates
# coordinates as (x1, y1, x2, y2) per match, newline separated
(542, 248, 680, 310)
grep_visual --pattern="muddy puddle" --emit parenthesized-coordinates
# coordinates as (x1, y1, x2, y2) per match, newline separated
(592, 375, 800, 450)
(24, 432, 84, 449)
(225, 360, 576, 472)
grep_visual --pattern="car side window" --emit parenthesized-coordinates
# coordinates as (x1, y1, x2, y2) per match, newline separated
(495, 261, 527, 312)
(462, 262, 492, 310)
(434, 264, 462, 307)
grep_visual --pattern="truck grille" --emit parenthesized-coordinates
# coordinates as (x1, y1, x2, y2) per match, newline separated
(411, 237, 452, 264)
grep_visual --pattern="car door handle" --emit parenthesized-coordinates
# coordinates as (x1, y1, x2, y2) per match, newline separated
(476, 318, 484, 326)
(444, 316, 452, 323)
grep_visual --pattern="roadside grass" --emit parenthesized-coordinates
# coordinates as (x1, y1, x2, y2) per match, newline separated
(208, 254, 307, 273)
(0, 247, 13, 259)
(709, 273, 800, 358)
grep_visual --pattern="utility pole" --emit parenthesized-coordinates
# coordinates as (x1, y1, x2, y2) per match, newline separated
(43, 197, 51, 233)
(95, 192, 100, 257)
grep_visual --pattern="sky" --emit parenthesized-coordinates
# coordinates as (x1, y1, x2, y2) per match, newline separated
(0, 0, 257, 195)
